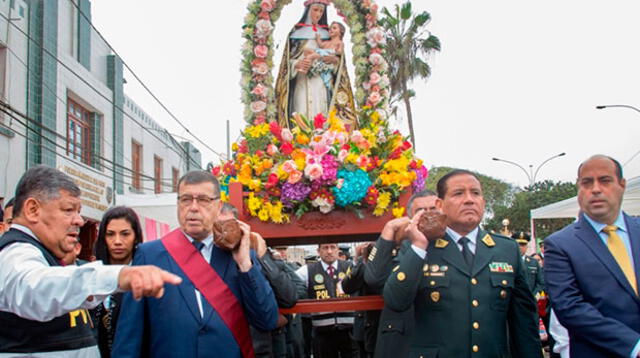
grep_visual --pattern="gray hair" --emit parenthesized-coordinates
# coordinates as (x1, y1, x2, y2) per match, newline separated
(407, 189, 437, 216)
(177, 171, 220, 197)
(220, 202, 239, 219)
(13, 165, 81, 218)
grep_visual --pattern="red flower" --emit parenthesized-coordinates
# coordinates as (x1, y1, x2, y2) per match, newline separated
(280, 142, 294, 155)
(313, 113, 326, 130)
(255, 150, 264, 158)
(223, 161, 236, 176)
(239, 140, 248, 154)
(341, 144, 351, 151)
(389, 148, 403, 159)
(265, 173, 280, 189)
(269, 121, 283, 141)
(409, 160, 418, 170)
(365, 186, 379, 206)
(402, 141, 412, 151)
(211, 166, 221, 176)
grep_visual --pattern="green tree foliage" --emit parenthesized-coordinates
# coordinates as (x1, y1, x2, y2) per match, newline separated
(485, 180, 578, 240)
(379, 1, 440, 147)
(424, 167, 514, 218)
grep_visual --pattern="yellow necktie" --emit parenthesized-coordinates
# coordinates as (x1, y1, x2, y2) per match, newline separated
(603, 225, 637, 295)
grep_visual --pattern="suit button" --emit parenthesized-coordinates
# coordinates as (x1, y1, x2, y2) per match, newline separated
(473, 322, 479, 329)
(502, 280, 508, 286)
(500, 290, 507, 299)
(472, 345, 479, 352)
(470, 278, 477, 285)
(472, 299, 479, 307)
(430, 281, 436, 286)
(388, 324, 392, 329)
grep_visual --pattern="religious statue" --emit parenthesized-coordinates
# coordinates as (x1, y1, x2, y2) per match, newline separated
(275, 0, 357, 130)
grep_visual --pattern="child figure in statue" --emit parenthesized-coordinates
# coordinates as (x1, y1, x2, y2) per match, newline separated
(303, 22, 346, 91)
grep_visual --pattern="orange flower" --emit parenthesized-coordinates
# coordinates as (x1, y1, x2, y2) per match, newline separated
(296, 133, 310, 145)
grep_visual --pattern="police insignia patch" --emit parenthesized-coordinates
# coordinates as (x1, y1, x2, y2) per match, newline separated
(430, 291, 440, 302)
(314, 273, 324, 284)
(435, 239, 449, 248)
(338, 272, 346, 280)
(481, 234, 495, 247)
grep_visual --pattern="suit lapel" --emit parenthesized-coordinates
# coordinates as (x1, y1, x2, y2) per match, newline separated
(165, 246, 203, 324)
(440, 234, 470, 277)
(471, 230, 493, 277)
(624, 213, 640, 298)
(575, 215, 638, 299)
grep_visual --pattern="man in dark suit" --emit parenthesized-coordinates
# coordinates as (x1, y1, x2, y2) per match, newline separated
(545, 155, 640, 358)
(384, 169, 542, 358)
(113, 171, 279, 357)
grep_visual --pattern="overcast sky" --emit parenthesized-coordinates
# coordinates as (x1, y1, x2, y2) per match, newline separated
(91, 0, 640, 189)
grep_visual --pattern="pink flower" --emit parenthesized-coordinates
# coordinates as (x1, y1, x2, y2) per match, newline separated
(366, 27, 386, 47)
(336, 178, 345, 189)
(369, 53, 384, 66)
(255, 19, 273, 38)
(357, 155, 370, 168)
(287, 170, 303, 184)
(251, 83, 267, 97)
(368, 91, 382, 106)
(305, 163, 324, 181)
(282, 160, 297, 173)
(379, 74, 390, 88)
(253, 116, 266, 125)
(281, 128, 294, 142)
(338, 149, 349, 162)
(369, 72, 381, 85)
(351, 130, 364, 143)
(254, 45, 268, 58)
(266, 143, 279, 156)
(260, 0, 274, 12)
(250, 100, 267, 113)
(252, 61, 268, 75)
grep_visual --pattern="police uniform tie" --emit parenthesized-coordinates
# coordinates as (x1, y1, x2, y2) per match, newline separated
(327, 265, 335, 279)
(459, 236, 474, 269)
(603, 225, 637, 295)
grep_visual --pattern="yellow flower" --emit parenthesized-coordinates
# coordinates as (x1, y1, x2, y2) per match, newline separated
(247, 193, 262, 216)
(258, 208, 270, 221)
(373, 206, 386, 216)
(370, 110, 380, 124)
(232, 142, 239, 151)
(248, 179, 262, 191)
(246, 123, 270, 138)
(392, 204, 405, 218)
(295, 158, 306, 171)
(220, 191, 229, 202)
(345, 153, 359, 165)
(328, 110, 346, 132)
(377, 192, 391, 210)
(269, 201, 289, 224)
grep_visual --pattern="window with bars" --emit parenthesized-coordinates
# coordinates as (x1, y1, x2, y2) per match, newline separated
(66, 99, 93, 166)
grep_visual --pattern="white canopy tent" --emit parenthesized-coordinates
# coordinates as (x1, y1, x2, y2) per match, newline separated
(116, 193, 178, 241)
(530, 176, 640, 220)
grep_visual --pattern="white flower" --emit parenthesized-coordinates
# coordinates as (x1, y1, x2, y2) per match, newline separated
(312, 197, 334, 214)
(250, 101, 267, 113)
(366, 27, 386, 47)
(255, 19, 273, 38)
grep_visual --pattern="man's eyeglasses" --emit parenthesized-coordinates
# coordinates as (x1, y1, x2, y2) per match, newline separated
(177, 195, 219, 207)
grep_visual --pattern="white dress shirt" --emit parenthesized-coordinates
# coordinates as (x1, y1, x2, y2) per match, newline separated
(185, 233, 214, 318)
(296, 260, 338, 288)
(412, 226, 480, 259)
(0, 225, 124, 357)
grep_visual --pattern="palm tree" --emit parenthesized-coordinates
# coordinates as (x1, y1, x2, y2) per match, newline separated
(380, 1, 440, 146)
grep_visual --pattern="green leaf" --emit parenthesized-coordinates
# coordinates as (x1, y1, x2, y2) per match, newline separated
(400, 2, 412, 20)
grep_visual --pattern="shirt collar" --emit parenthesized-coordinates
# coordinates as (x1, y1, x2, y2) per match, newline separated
(321, 260, 338, 271)
(583, 211, 626, 234)
(183, 231, 214, 249)
(446, 226, 479, 245)
(11, 224, 38, 241)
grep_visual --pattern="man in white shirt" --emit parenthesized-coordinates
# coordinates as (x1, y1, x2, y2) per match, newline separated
(0, 165, 181, 357)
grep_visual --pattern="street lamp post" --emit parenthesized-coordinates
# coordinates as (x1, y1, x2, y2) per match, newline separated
(596, 104, 640, 114)
(492, 152, 566, 187)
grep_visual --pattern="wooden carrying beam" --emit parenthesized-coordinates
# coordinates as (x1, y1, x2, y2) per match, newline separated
(280, 296, 384, 314)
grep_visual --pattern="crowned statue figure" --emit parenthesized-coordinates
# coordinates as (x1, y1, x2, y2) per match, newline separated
(275, 0, 357, 130)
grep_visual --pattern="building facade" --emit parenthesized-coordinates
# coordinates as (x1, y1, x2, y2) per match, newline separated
(0, 0, 202, 255)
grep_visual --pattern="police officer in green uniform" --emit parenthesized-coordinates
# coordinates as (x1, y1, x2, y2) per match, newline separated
(512, 231, 545, 297)
(364, 189, 441, 358)
(384, 169, 542, 358)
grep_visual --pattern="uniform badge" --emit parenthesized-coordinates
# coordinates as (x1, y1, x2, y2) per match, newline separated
(422, 264, 429, 272)
(314, 274, 324, 284)
(440, 265, 449, 272)
(435, 239, 449, 248)
(430, 291, 440, 303)
(397, 272, 406, 281)
(338, 272, 346, 280)
(481, 234, 495, 247)
(430, 265, 439, 273)
(393, 265, 401, 272)
(368, 246, 378, 261)
(489, 262, 514, 273)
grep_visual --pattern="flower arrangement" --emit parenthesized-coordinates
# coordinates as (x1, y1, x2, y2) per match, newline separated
(240, 0, 391, 125)
(213, 111, 428, 223)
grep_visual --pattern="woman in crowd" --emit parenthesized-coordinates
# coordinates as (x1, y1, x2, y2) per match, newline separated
(92, 206, 144, 358)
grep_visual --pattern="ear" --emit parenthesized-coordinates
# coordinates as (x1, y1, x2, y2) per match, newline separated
(21, 197, 41, 224)
(435, 198, 443, 210)
(620, 178, 627, 190)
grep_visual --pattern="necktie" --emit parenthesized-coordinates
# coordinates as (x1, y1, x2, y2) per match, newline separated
(459, 237, 474, 269)
(193, 240, 205, 253)
(327, 265, 335, 279)
(603, 225, 637, 295)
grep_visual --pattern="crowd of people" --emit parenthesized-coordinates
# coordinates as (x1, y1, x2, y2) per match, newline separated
(0, 153, 638, 358)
